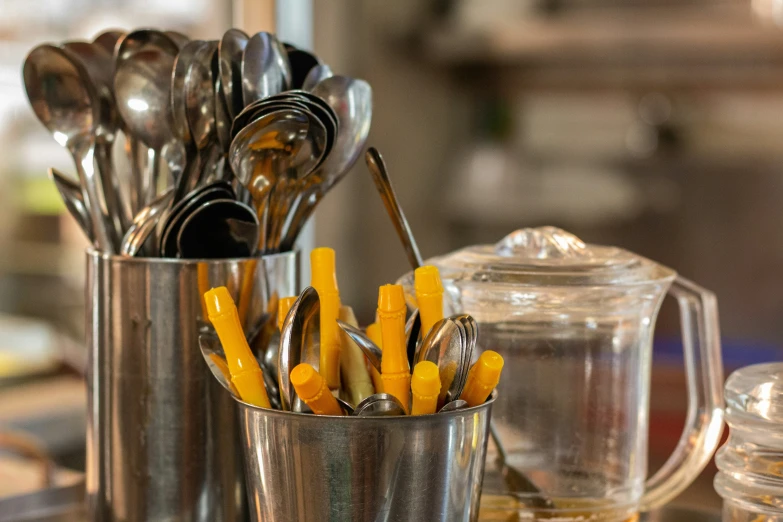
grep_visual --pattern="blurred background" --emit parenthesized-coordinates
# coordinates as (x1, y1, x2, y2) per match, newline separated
(1, 0, 783, 513)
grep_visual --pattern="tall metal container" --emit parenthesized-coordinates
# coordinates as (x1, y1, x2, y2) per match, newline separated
(85, 251, 299, 522)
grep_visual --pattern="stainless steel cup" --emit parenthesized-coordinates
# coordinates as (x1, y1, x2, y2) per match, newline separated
(237, 395, 495, 522)
(86, 250, 299, 522)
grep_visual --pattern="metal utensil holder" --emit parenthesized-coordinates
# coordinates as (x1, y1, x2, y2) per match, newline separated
(237, 393, 495, 522)
(85, 250, 299, 522)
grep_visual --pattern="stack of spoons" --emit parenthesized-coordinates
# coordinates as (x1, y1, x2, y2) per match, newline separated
(23, 27, 371, 258)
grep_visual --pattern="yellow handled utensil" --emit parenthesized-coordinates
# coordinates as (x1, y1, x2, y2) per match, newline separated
(378, 284, 410, 414)
(411, 361, 440, 415)
(291, 363, 344, 416)
(461, 350, 504, 407)
(311, 247, 342, 390)
(365, 322, 384, 393)
(204, 286, 271, 408)
(414, 265, 444, 338)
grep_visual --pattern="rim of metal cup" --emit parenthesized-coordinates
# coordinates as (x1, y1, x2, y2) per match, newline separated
(234, 390, 497, 420)
(86, 248, 297, 265)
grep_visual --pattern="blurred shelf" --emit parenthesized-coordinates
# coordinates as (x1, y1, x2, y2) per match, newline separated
(419, 5, 783, 90)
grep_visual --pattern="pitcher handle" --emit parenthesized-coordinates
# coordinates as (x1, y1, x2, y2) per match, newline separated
(640, 276, 725, 510)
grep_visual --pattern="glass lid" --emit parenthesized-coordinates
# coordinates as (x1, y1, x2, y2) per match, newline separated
(427, 227, 675, 286)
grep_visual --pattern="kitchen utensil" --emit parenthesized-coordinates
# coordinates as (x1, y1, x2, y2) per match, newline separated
(92, 30, 124, 55)
(397, 226, 725, 518)
(61, 40, 131, 236)
(159, 181, 235, 257)
(23, 45, 116, 252)
(86, 250, 298, 522)
(278, 286, 320, 411)
(165, 30, 189, 49)
(182, 41, 220, 197)
(218, 28, 249, 119)
(354, 393, 406, 417)
(286, 48, 320, 89)
(367, 146, 545, 504)
(438, 399, 467, 413)
(364, 147, 421, 268)
(335, 398, 355, 415)
(177, 199, 259, 259)
(49, 167, 94, 244)
(120, 187, 175, 257)
(236, 392, 494, 521)
(241, 32, 291, 106)
(114, 48, 178, 206)
(418, 316, 470, 403)
(301, 63, 332, 91)
(214, 75, 232, 153)
(336, 320, 382, 372)
(114, 29, 179, 65)
(279, 78, 372, 251)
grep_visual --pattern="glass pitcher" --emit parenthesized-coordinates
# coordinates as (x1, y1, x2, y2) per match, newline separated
(397, 227, 725, 521)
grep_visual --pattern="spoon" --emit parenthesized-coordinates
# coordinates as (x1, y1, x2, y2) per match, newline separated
(365, 145, 549, 505)
(114, 29, 179, 65)
(419, 317, 469, 404)
(438, 399, 467, 413)
(49, 168, 94, 244)
(286, 48, 320, 89)
(405, 309, 421, 369)
(278, 287, 320, 411)
(23, 44, 115, 252)
(114, 48, 179, 206)
(120, 187, 175, 257)
(92, 30, 124, 56)
(199, 334, 238, 397)
(165, 31, 190, 49)
(279, 77, 372, 251)
(241, 32, 291, 106)
(354, 394, 406, 417)
(336, 320, 382, 372)
(183, 41, 220, 197)
(219, 29, 249, 119)
(176, 199, 259, 259)
(61, 40, 128, 236)
(335, 398, 355, 415)
(301, 64, 333, 91)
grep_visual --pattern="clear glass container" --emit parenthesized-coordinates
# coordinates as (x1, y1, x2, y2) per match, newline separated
(715, 363, 783, 521)
(397, 227, 725, 521)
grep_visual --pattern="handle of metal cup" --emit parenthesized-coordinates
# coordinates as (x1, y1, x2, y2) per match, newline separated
(640, 276, 725, 511)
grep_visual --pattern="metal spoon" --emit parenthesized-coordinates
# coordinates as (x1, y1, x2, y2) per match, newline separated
(405, 309, 421, 369)
(165, 30, 190, 49)
(336, 320, 382, 372)
(219, 28, 249, 119)
(241, 32, 291, 106)
(365, 145, 549, 504)
(114, 48, 178, 206)
(198, 334, 238, 398)
(286, 48, 320, 89)
(301, 64, 332, 91)
(23, 44, 115, 252)
(114, 28, 179, 65)
(183, 41, 220, 197)
(279, 77, 372, 251)
(61, 40, 128, 236)
(92, 30, 124, 56)
(49, 168, 94, 244)
(438, 400, 467, 413)
(278, 286, 320, 411)
(336, 398, 355, 415)
(120, 187, 175, 257)
(176, 199, 259, 259)
(354, 394, 406, 417)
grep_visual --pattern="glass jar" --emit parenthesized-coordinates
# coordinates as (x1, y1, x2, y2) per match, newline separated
(716, 363, 783, 521)
(398, 227, 725, 521)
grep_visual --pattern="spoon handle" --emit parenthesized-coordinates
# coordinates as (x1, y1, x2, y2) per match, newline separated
(72, 145, 115, 253)
(364, 147, 423, 270)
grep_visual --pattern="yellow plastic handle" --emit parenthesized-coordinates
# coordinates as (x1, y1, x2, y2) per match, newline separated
(291, 363, 343, 416)
(461, 350, 504, 408)
(378, 284, 410, 413)
(411, 361, 440, 415)
(415, 265, 444, 338)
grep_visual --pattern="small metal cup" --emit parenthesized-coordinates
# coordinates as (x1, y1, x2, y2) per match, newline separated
(86, 250, 299, 522)
(237, 394, 495, 522)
